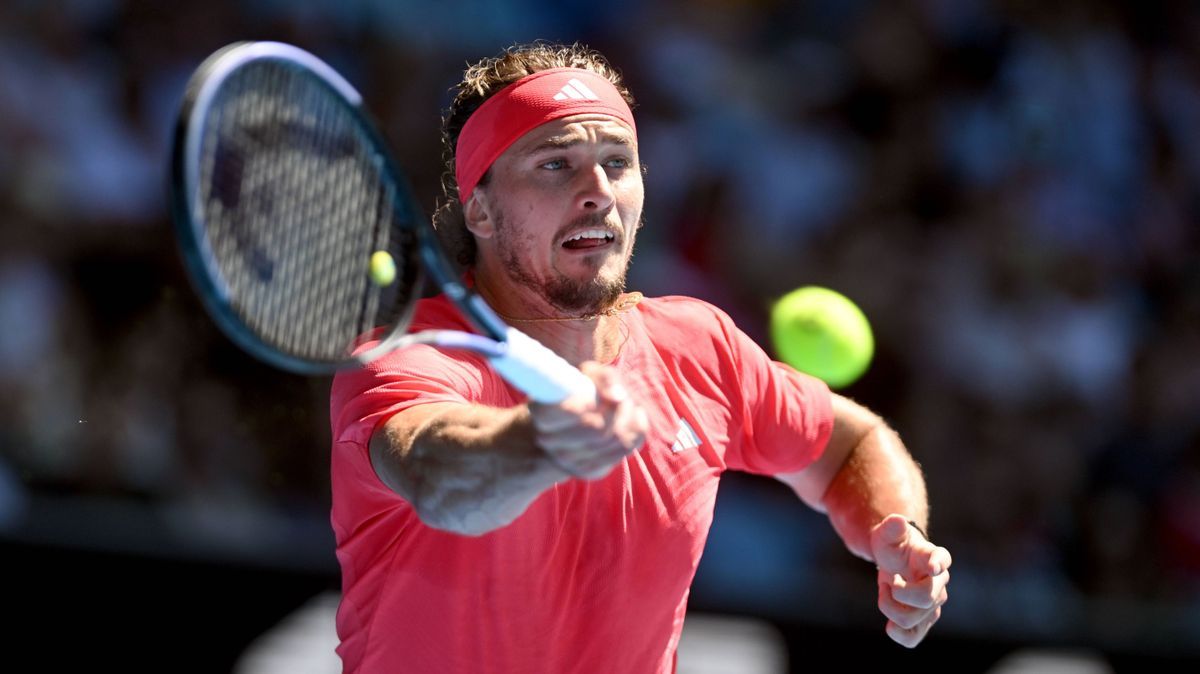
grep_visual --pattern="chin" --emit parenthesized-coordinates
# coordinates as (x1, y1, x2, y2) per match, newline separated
(542, 270, 627, 314)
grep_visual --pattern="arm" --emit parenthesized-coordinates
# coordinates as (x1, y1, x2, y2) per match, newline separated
(776, 393, 952, 647)
(778, 394, 928, 558)
(369, 362, 647, 536)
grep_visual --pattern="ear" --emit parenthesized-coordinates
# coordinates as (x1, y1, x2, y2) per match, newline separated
(463, 188, 495, 239)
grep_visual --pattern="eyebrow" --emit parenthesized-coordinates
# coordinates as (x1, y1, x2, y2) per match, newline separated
(522, 132, 633, 155)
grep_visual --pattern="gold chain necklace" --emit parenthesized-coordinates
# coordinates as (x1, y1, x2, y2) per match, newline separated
(493, 291, 645, 323)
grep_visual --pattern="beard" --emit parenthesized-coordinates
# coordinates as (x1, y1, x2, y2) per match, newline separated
(493, 210, 634, 316)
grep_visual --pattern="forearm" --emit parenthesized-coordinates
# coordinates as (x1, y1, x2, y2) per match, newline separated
(370, 403, 565, 536)
(778, 395, 948, 647)
(820, 422, 928, 562)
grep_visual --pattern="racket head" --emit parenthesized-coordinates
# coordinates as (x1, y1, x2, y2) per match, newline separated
(171, 41, 424, 374)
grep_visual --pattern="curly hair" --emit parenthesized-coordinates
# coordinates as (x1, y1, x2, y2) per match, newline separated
(431, 42, 636, 267)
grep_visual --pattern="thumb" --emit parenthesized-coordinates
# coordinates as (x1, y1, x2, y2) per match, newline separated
(582, 362, 628, 405)
(872, 514, 914, 574)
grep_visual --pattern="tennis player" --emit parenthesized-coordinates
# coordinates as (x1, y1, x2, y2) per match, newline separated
(329, 43, 951, 673)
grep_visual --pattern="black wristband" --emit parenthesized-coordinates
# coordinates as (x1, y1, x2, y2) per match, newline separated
(907, 520, 928, 540)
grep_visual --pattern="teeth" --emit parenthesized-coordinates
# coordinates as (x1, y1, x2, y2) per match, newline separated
(565, 229, 614, 242)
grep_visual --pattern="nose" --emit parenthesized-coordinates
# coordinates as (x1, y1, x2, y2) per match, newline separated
(575, 162, 615, 213)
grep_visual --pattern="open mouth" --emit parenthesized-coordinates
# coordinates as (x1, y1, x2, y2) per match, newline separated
(561, 229, 616, 251)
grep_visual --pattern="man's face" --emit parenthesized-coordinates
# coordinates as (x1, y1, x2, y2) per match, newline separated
(469, 114, 643, 314)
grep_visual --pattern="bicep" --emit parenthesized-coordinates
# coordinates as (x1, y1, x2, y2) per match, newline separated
(775, 393, 883, 511)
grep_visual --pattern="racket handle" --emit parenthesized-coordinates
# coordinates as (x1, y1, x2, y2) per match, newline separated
(489, 327, 597, 404)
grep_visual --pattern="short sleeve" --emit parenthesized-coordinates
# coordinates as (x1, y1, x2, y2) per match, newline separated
(329, 343, 488, 448)
(715, 308, 835, 475)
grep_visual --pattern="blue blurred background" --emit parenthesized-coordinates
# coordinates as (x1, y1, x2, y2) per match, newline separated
(2, 0, 1199, 671)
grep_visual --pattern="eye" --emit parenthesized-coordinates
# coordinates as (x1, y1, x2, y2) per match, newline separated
(605, 156, 633, 170)
(540, 158, 566, 170)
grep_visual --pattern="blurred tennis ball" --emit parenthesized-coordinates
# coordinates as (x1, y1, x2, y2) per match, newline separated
(369, 250, 396, 286)
(769, 286, 874, 389)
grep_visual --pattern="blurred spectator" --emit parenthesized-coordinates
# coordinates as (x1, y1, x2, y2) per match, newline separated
(1, 0, 1199, 662)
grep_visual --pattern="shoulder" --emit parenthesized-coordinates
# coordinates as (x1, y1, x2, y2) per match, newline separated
(636, 295, 736, 330)
(409, 293, 472, 332)
(632, 295, 750, 363)
(330, 293, 488, 401)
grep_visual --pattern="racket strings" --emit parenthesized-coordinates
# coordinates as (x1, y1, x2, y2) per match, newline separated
(196, 60, 413, 362)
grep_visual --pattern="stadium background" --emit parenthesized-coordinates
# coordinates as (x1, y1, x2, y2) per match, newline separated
(1, 0, 1198, 670)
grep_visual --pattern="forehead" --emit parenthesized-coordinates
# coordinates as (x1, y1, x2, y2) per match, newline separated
(507, 114, 637, 155)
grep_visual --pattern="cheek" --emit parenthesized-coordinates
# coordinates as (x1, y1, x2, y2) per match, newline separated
(620, 198, 644, 242)
(618, 180, 644, 218)
(497, 219, 544, 261)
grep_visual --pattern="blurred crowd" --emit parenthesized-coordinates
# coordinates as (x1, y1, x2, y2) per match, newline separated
(1, 0, 1198, 655)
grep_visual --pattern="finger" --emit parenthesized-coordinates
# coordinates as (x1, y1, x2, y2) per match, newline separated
(533, 386, 627, 435)
(540, 396, 643, 454)
(631, 406, 649, 450)
(904, 539, 952, 581)
(885, 606, 941, 649)
(612, 399, 648, 453)
(531, 398, 618, 435)
(529, 404, 582, 435)
(580, 362, 624, 402)
(877, 577, 935, 630)
(548, 446, 630, 480)
(902, 540, 939, 581)
(599, 378, 630, 405)
(578, 360, 607, 380)
(541, 432, 632, 463)
(884, 571, 950, 611)
(928, 545, 953, 576)
(543, 447, 615, 479)
(536, 403, 623, 445)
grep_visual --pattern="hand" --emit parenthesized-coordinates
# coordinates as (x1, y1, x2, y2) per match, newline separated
(870, 514, 952, 648)
(529, 361, 648, 480)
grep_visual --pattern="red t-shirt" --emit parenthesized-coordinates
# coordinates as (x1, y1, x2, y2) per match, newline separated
(329, 294, 833, 673)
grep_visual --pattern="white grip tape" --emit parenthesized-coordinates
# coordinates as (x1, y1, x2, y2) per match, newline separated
(488, 327, 597, 403)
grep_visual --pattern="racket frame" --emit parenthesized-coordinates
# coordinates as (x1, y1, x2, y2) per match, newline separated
(172, 41, 595, 403)
(172, 41, 434, 375)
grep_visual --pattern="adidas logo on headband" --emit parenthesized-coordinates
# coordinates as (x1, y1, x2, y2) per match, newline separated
(553, 78, 600, 101)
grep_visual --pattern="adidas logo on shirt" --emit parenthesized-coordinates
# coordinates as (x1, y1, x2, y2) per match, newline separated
(670, 419, 702, 453)
(553, 78, 600, 101)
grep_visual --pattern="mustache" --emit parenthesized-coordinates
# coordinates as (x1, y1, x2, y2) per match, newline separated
(554, 213, 623, 242)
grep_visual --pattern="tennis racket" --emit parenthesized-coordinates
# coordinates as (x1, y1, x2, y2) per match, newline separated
(170, 41, 595, 403)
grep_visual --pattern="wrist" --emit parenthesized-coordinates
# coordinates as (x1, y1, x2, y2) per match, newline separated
(907, 519, 928, 540)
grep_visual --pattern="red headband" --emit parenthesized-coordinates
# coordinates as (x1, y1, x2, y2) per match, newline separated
(455, 67, 637, 203)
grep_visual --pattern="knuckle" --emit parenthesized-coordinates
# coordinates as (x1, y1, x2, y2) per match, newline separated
(879, 595, 924, 630)
(578, 413, 605, 434)
(876, 599, 902, 625)
(893, 611, 923, 630)
(900, 592, 934, 610)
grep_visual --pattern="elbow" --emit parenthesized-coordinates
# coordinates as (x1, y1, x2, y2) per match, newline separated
(375, 444, 508, 537)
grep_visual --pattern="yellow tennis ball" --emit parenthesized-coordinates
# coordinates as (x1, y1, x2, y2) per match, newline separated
(368, 250, 396, 286)
(769, 286, 874, 389)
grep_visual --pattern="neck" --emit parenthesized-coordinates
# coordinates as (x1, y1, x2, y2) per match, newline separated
(472, 268, 637, 366)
